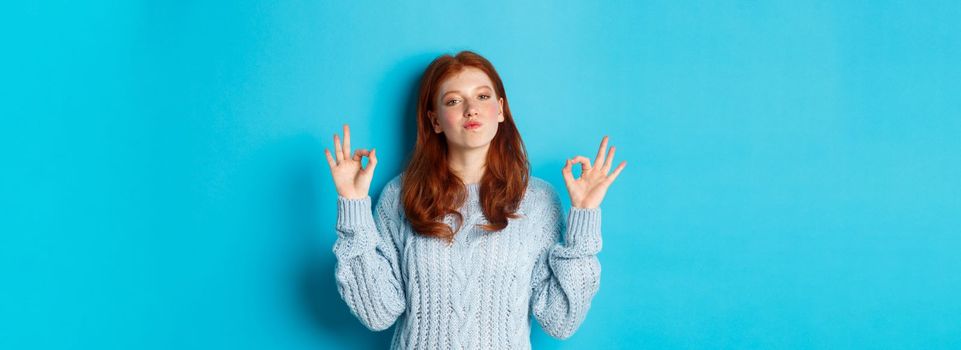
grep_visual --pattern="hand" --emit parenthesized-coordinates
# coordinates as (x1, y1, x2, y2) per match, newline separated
(561, 136, 626, 209)
(324, 124, 377, 199)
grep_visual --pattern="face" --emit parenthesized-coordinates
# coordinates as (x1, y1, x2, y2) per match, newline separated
(427, 67, 505, 151)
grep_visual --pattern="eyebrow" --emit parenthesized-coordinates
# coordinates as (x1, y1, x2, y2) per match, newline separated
(441, 85, 494, 97)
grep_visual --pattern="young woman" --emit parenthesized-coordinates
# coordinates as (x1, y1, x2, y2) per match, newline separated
(324, 51, 626, 349)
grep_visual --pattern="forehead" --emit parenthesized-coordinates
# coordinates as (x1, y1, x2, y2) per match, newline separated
(438, 67, 495, 94)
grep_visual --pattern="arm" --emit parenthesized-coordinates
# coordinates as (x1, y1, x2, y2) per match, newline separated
(529, 134, 626, 338)
(324, 124, 403, 331)
(333, 183, 406, 331)
(530, 186, 602, 339)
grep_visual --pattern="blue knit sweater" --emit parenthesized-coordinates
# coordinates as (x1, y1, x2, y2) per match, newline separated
(333, 173, 602, 349)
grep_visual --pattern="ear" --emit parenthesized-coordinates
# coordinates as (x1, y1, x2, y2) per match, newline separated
(498, 97, 505, 123)
(427, 111, 442, 133)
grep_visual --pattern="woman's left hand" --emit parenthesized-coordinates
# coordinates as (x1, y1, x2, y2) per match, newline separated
(562, 136, 627, 209)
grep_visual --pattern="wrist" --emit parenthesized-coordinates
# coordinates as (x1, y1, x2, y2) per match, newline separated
(339, 194, 368, 200)
(571, 200, 599, 209)
(337, 189, 368, 200)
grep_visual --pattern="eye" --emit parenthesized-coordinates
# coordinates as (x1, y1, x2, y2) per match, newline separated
(478, 94, 490, 100)
(445, 99, 459, 106)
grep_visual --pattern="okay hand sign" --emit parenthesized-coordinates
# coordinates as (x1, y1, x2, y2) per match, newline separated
(324, 124, 377, 199)
(561, 136, 626, 209)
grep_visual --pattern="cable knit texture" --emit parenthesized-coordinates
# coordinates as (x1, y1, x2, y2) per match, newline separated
(333, 173, 602, 350)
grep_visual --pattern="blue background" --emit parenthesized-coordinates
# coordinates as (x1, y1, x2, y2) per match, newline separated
(2, 1, 959, 349)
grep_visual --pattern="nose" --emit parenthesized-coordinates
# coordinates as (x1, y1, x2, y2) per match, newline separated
(464, 101, 479, 118)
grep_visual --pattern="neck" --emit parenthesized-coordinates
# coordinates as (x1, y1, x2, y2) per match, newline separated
(447, 143, 490, 185)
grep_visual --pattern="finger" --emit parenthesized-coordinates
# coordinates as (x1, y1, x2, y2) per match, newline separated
(571, 155, 592, 175)
(594, 136, 609, 167)
(324, 148, 337, 168)
(333, 134, 344, 161)
(602, 146, 616, 173)
(607, 161, 627, 183)
(342, 124, 352, 160)
(561, 158, 575, 184)
(352, 148, 370, 161)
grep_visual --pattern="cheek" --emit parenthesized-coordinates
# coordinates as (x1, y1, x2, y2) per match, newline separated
(440, 112, 461, 127)
(470, 101, 499, 120)
(483, 102, 499, 115)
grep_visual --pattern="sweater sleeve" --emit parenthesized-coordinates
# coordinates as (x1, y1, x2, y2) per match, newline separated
(332, 182, 406, 331)
(529, 184, 602, 340)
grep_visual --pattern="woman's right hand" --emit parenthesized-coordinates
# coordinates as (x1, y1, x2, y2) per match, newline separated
(325, 124, 377, 199)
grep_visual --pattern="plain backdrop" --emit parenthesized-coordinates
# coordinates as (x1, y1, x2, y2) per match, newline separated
(2, 1, 960, 349)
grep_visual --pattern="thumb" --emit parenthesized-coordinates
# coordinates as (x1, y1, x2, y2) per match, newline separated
(561, 158, 575, 185)
(367, 148, 378, 171)
(352, 148, 369, 161)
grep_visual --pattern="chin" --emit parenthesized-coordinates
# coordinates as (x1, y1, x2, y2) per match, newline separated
(450, 131, 497, 150)
(456, 139, 495, 150)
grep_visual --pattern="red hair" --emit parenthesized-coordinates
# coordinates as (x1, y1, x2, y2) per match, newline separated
(401, 51, 530, 242)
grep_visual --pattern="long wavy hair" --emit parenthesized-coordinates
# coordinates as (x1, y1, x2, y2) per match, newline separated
(401, 51, 530, 242)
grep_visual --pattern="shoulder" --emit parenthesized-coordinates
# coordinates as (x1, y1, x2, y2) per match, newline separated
(374, 173, 405, 213)
(526, 176, 562, 207)
(527, 176, 557, 199)
(525, 177, 565, 241)
(384, 172, 404, 195)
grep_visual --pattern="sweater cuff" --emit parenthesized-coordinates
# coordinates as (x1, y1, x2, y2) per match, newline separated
(564, 207, 602, 254)
(336, 195, 376, 241)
